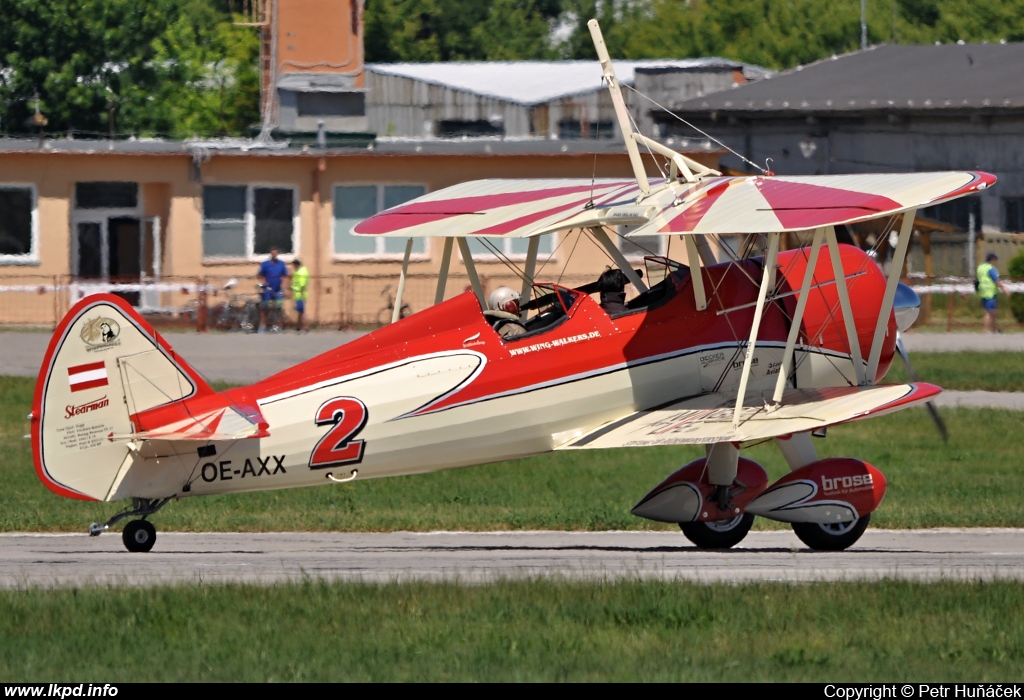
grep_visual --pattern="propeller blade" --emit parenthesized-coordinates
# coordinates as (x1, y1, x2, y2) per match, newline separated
(896, 334, 949, 442)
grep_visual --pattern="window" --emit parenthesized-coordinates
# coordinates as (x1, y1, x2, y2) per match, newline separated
(333, 184, 427, 258)
(462, 234, 554, 261)
(76, 182, 138, 209)
(0, 185, 38, 263)
(617, 224, 665, 260)
(558, 119, 614, 140)
(202, 185, 296, 259)
(920, 195, 981, 232)
(436, 119, 504, 138)
(1004, 198, 1024, 232)
(296, 92, 365, 117)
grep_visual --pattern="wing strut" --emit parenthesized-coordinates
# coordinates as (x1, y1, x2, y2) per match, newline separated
(435, 237, 454, 305)
(393, 238, 414, 323)
(866, 209, 916, 382)
(683, 234, 707, 311)
(457, 238, 486, 307)
(733, 232, 780, 427)
(772, 227, 825, 404)
(590, 227, 649, 293)
(520, 236, 540, 314)
(825, 226, 865, 385)
(588, 20, 649, 196)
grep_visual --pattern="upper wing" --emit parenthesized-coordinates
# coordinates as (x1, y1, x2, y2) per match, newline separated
(557, 383, 939, 448)
(628, 171, 994, 236)
(352, 178, 642, 238)
(352, 171, 993, 239)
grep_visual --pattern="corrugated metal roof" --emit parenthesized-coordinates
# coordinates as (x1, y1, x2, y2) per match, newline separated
(670, 43, 1024, 115)
(367, 59, 759, 106)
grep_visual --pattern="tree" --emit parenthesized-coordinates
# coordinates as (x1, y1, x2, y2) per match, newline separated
(0, 0, 259, 138)
(364, 0, 560, 61)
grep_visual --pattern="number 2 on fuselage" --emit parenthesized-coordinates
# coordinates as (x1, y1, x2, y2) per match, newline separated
(309, 397, 368, 469)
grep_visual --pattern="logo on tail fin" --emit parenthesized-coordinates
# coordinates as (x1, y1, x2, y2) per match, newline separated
(80, 316, 120, 351)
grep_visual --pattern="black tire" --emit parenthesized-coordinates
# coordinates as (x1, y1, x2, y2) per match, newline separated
(792, 514, 871, 551)
(679, 513, 754, 549)
(122, 520, 156, 553)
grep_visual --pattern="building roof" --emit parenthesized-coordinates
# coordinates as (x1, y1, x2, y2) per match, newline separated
(367, 59, 768, 106)
(669, 43, 1024, 116)
(0, 135, 718, 157)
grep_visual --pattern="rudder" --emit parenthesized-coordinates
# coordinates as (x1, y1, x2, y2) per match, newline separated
(31, 294, 214, 501)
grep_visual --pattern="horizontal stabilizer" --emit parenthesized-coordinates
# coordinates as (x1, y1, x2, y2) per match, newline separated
(559, 383, 939, 449)
(108, 404, 269, 442)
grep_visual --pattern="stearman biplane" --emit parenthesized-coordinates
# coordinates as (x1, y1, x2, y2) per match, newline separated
(31, 21, 993, 552)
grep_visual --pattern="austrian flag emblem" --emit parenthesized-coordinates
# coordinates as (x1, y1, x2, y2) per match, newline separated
(68, 362, 108, 392)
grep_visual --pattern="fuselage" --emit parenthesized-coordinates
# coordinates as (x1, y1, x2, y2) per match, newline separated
(107, 244, 896, 501)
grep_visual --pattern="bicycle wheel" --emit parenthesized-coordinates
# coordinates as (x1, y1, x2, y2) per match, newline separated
(240, 303, 259, 333)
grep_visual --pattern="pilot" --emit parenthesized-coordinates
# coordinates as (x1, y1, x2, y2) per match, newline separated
(485, 287, 527, 339)
(596, 268, 630, 315)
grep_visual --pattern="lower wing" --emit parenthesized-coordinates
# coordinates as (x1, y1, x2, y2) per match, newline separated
(558, 383, 939, 448)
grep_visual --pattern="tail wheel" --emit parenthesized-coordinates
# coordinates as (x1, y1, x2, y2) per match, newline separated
(792, 514, 871, 551)
(122, 520, 156, 553)
(679, 513, 754, 549)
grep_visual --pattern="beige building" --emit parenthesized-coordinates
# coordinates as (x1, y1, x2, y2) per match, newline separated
(0, 0, 733, 328)
(0, 140, 720, 327)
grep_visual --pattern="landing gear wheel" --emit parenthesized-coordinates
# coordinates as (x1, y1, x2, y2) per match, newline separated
(122, 520, 156, 553)
(792, 514, 870, 551)
(679, 513, 754, 549)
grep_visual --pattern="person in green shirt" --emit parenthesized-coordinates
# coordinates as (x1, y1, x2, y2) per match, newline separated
(290, 259, 310, 333)
(976, 252, 1008, 333)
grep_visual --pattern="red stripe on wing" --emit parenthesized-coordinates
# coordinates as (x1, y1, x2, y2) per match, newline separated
(753, 179, 901, 229)
(354, 183, 624, 235)
(660, 179, 735, 232)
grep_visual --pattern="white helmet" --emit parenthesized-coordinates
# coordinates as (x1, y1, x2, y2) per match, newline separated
(488, 287, 521, 314)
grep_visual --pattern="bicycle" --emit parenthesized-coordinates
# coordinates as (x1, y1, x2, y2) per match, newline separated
(178, 279, 260, 332)
(376, 284, 413, 325)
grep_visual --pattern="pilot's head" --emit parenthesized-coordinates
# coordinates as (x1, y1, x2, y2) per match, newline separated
(489, 287, 521, 315)
(597, 268, 629, 293)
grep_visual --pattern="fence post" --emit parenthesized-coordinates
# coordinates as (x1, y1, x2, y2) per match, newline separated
(197, 277, 208, 333)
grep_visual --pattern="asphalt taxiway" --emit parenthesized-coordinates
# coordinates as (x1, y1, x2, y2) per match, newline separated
(3, 530, 1023, 588)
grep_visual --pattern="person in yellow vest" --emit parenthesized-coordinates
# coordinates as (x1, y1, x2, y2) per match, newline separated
(977, 252, 1008, 333)
(291, 259, 310, 333)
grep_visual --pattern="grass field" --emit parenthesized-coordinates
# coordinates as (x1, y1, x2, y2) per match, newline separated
(885, 351, 1024, 391)
(3, 371, 1023, 532)
(2, 579, 1023, 681)
(4, 358, 1024, 683)
(912, 292, 1019, 332)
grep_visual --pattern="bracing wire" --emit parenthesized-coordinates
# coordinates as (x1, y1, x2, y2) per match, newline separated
(622, 83, 768, 175)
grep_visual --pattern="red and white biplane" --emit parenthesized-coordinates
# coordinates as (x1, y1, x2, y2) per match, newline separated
(32, 21, 993, 552)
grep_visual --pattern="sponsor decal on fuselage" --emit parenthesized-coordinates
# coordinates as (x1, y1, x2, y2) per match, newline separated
(65, 395, 109, 419)
(508, 331, 600, 357)
(699, 351, 725, 368)
(80, 317, 121, 352)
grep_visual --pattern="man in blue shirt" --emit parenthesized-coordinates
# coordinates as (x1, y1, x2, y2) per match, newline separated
(257, 248, 288, 332)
